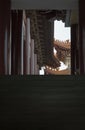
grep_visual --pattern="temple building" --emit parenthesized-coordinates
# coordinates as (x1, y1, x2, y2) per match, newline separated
(44, 39, 71, 75)
(1, 1, 85, 129)
(0, 0, 85, 75)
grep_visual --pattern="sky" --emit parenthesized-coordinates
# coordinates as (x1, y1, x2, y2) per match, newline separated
(54, 20, 71, 41)
(39, 20, 71, 75)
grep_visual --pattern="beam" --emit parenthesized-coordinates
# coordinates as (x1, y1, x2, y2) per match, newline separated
(11, 0, 78, 10)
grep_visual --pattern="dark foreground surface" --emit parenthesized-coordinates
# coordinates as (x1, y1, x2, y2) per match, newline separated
(0, 76, 85, 129)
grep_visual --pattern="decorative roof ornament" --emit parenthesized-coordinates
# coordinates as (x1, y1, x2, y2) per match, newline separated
(54, 40, 71, 61)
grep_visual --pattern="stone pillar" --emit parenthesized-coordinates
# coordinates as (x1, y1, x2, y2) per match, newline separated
(30, 39, 35, 74)
(24, 18, 31, 74)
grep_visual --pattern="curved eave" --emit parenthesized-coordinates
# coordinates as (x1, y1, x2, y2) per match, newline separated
(45, 68, 71, 75)
(54, 41, 71, 51)
(46, 56, 60, 68)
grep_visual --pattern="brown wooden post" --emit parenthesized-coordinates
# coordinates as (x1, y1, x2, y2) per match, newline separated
(16, 10, 23, 74)
(0, 0, 11, 74)
(79, 0, 85, 74)
(11, 10, 17, 74)
(71, 24, 79, 74)
(11, 10, 23, 75)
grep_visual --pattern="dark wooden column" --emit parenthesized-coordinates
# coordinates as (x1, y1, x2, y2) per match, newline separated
(71, 24, 76, 74)
(11, 11, 17, 74)
(71, 24, 79, 75)
(0, 0, 11, 74)
(79, 0, 85, 74)
(11, 10, 23, 75)
(16, 11, 23, 74)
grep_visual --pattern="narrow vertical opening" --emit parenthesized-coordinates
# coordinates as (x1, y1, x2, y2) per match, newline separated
(53, 20, 71, 75)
